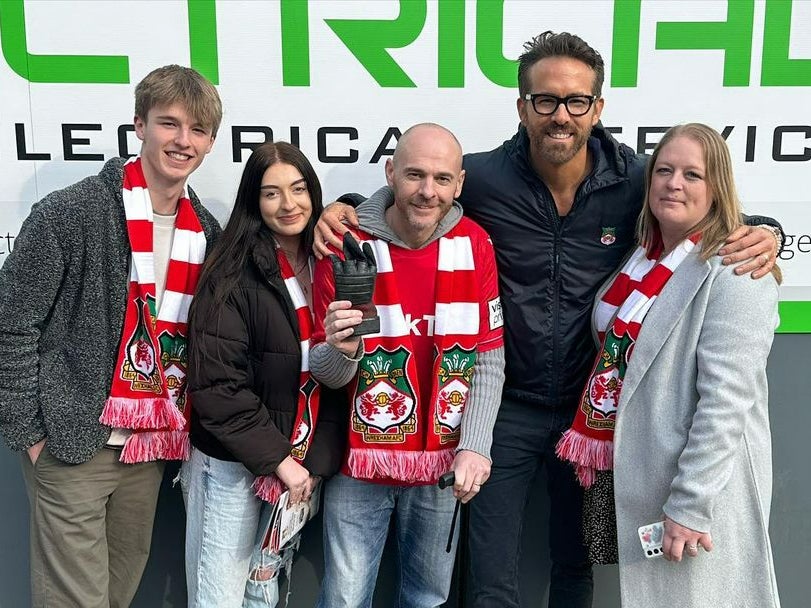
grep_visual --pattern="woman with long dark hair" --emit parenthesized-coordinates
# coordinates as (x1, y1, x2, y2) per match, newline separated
(182, 142, 346, 607)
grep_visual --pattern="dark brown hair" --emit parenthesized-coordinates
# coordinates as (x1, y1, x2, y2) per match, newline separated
(517, 31, 605, 97)
(190, 142, 324, 339)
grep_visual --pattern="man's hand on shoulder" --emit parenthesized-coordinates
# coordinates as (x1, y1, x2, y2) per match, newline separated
(719, 225, 780, 279)
(451, 449, 491, 504)
(314, 202, 360, 259)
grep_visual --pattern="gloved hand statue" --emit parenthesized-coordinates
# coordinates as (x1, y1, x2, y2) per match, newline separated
(331, 232, 379, 336)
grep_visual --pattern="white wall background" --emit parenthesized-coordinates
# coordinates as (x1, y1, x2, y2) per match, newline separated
(1, 0, 809, 300)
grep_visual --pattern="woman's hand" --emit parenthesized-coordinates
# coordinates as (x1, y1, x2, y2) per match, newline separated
(662, 516, 714, 562)
(324, 300, 363, 356)
(314, 202, 359, 259)
(275, 456, 311, 505)
(305, 475, 321, 498)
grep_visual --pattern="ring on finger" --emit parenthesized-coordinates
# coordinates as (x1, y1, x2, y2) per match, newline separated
(760, 254, 769, 266)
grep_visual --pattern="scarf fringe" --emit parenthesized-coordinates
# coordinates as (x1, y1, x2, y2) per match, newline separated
(347, 447, 455, 483)
(555, 428, 613, 489)
(99, 396, 187, 431)
(252, 474, 285, 504)
(119, 429, 189, 463)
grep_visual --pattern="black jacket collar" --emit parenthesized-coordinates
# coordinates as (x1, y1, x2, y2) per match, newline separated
(505, 123, 638, 192)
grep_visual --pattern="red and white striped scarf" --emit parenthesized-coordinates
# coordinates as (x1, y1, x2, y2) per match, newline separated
(252, 248, 321, 504)
(556, 234, 700, 487)
(100, 157, 206, 463)
(346, 225, 481, 484)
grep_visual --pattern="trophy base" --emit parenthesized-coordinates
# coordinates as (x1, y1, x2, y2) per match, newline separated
(352, 316, 380, 337)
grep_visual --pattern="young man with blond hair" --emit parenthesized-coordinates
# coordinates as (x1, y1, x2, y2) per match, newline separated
(0, 65, 222, 607)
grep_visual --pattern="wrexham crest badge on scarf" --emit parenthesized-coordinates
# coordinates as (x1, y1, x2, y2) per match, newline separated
(600, 227, 617, 246)
(434, 345, 476, 442)
(353, 346, 417, 442)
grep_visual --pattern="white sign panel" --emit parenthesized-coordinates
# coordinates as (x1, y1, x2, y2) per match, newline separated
(1, 0, 809, 329)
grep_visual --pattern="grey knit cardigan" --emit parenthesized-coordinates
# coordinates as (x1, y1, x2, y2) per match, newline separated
(0, 158, 221, 464)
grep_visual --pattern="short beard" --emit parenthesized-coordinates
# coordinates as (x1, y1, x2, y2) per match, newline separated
(405, 205, 449, 234)
(531, 128, 590, 166)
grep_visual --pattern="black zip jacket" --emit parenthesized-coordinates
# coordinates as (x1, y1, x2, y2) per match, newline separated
(459, 125, 647, 409)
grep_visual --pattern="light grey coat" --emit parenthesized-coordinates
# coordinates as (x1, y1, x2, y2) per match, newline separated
(604, 250, 781, 608)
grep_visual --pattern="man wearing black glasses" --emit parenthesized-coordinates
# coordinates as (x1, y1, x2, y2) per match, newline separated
(315, 31, 781, 608)
(457, 32, 642, 608)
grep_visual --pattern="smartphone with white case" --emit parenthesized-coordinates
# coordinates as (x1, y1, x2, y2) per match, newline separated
(638, 521, 665, 558)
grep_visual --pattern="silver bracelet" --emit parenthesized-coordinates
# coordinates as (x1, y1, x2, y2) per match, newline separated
(756, 224, 783, 254)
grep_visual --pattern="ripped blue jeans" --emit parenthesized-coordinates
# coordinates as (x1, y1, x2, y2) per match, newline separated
(182, 448, 299, 608)
(245, 507, 299, 607)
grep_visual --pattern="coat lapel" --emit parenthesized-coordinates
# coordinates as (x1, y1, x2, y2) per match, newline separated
(618, 251, 711, 407)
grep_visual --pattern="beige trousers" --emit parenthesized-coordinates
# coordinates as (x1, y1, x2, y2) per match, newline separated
(21, 445, 164, 608)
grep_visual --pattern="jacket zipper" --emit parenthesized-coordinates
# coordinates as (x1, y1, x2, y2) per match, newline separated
(540, 185, 562, 404)
(543, 175, 591, 405)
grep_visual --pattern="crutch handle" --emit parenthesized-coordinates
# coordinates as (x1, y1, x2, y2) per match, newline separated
(438, 471, 455, 490)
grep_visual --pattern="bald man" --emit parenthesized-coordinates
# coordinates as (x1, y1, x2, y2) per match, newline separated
(310, 123, 506, 607)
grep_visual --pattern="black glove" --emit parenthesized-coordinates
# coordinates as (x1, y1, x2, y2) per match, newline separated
(330, 232, 379, 336)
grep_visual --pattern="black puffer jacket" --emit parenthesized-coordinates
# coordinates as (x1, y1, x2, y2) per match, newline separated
(187, 228, 347, 477)
(459, 124, 647, 409)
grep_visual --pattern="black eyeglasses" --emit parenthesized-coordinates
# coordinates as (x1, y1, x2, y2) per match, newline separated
(523, 94, 598, 117)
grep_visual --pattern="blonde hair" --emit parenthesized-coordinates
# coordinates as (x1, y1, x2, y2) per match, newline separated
(637, 123, 741, 261)
(637, 123, 780, 282)
(134, 65, 222, 137)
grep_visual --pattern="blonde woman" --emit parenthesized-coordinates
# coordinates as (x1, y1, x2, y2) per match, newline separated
(558, 123, 781, 607)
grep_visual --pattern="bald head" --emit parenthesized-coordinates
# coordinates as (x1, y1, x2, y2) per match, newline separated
(384, 123, 466, 249)
(392, 123, 463, 170)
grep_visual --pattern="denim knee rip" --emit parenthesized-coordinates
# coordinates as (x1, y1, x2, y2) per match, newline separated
(244, 537, 299, 608)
